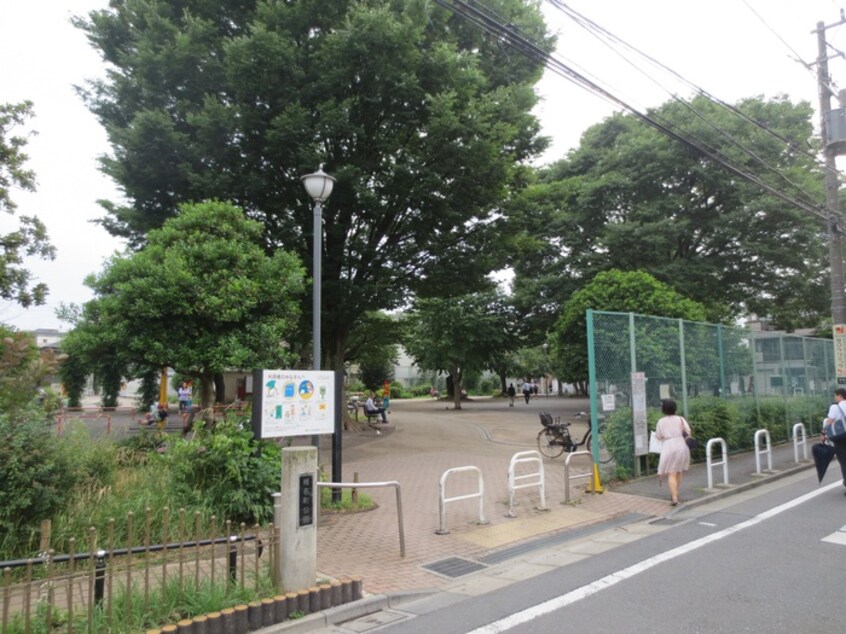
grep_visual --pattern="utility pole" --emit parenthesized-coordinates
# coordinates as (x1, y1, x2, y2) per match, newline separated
(816, 18, 846, 326)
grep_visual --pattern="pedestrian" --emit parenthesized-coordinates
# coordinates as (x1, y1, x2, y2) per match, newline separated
(156, 401, 169, 430)
(822, 387, 846, 492)
(507, 383, 516, 407)
(521, 380, 532, 404)
(365, 391, 388, 423)
(382, 380, 391, 413)
(654, 398, 691, 506)
(177, 381, 192, 414)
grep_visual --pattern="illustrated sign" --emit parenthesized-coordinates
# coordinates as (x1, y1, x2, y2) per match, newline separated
(252, 369, 335, 438)
(631, 372, 648, 456)
(835, 324, 846, 384)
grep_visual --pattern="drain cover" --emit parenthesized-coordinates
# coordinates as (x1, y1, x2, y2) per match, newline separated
(421, 556, 488, 578)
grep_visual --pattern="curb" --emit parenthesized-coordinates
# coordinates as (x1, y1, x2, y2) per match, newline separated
(258, 590, 438, 633)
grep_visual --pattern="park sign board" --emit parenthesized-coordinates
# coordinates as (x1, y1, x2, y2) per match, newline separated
(251, 369, 336, 438)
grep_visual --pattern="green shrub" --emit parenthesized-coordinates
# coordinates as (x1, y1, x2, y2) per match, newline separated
(0, 407, 79, 551)
(163, 417, 281, 524)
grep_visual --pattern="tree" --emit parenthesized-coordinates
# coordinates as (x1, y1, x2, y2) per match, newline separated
(405, 290, 516, 410)
(64, 201, 304, 410)
(550, 269, 707, 390)
(0, 101, 55, 308)
(511, 95, 828, 330)
(74, 0, 552, 370)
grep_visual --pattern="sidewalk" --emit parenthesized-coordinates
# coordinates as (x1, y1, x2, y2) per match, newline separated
(262, 397, 816, 632)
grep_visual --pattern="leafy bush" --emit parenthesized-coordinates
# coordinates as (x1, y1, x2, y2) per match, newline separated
(0, 407, 78, 551)
(163, 417, 281, 524)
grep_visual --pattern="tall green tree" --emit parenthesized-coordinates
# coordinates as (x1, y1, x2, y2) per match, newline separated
(64, 201, 304, 410)
(75, 0, 552, 370)
(0, 101, 55, 308)
(405, 290, 516, 410)
(511, 95, 828, 331)
(551, 269, 707, 391)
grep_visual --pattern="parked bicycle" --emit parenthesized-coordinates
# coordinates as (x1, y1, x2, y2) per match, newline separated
(536, 411, 612, 463)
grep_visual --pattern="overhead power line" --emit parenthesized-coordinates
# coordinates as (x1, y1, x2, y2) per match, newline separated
(430, 0, 828, 221)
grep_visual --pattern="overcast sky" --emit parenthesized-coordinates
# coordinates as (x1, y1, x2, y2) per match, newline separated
(2, 0, 845, 332)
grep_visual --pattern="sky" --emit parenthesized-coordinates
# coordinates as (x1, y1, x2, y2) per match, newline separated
(1, 0, 846, 332)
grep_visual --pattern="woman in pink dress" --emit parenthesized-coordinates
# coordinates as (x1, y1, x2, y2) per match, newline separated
(655, 398, 691, 506)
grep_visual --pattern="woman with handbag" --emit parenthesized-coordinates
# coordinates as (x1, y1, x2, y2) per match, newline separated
(822, 387, 846, 492)
(655, 398, 691, 506)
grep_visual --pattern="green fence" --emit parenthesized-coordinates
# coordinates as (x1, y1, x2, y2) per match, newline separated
(586, 310, 834, 472)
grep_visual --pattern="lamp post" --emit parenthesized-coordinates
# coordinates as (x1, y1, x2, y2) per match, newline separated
(301, 167, 338, 494)
(301, 167, 336, 373)
(542, 342, 549, 396)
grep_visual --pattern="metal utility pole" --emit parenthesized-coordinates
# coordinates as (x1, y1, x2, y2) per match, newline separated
(816, 18, 846, 325)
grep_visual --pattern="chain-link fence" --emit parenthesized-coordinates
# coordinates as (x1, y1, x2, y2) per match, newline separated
(586, 310, 834, 472)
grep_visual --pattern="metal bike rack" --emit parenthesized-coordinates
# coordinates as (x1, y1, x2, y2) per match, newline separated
(316, 481, 406, 557)
(563, 450, 596, 504)
(753, 429, 773, 475)
(792, 422, 808, 463)
(435, 466, 487, 535)
(705, 437, 729, 489)
(507, 450, 548, 518)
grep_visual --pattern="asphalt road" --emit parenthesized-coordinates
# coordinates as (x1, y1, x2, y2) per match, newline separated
(375, 468, 846, 633)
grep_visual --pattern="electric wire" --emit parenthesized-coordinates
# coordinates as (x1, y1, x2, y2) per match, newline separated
(547, 0, 829, 213)
(431, 0, 828, 221)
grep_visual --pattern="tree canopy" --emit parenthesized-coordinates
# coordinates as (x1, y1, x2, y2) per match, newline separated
(510, 94, 829, 332)
(75, 0, 553, 370)
(0, 101, 55, 308)
(63, 201, 304, 409)
(404, 290, 517, 409)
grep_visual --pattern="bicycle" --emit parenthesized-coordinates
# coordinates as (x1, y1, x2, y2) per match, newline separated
(536, 411, 612, 463)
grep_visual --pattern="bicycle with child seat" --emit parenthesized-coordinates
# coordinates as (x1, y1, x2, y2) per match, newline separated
(536, 411, 612, 463)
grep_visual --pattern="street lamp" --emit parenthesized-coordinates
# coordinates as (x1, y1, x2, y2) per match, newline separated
(301, 167, 336, 372)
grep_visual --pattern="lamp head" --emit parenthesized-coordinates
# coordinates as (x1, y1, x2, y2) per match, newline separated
(301, 167, 336, 202)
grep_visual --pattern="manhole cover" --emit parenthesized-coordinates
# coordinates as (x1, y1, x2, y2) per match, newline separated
(421, 556, 488, 578)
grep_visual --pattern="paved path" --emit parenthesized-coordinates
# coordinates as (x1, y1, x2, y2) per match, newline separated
(314, 396, 674, 595)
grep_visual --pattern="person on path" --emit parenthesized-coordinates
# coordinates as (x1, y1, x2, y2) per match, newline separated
(521, 380, 533, 404)
(507, 383, 516, 407)
(822, 387, 846, 492)
(177, 381, 192, 414)
(655, 398, 691, 506)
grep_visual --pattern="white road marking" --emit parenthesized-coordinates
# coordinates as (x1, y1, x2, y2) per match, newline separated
(697, 522, 717, 527)
(467, 482, 840, 634)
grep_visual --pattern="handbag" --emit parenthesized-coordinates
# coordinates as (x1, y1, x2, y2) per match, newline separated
(681, 417, 698, 450)
(825, 404, 846, 441)
(649, 430, 663, 453)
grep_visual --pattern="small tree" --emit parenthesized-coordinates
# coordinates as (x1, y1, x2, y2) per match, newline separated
(405, 291, 515, 410)
(68, 201, 305, 411)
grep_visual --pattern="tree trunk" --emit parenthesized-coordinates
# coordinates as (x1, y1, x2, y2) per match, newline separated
(199, 372, 215, 416)
(213, 372, 225, 403)
(499, 372, 507, 395)
(451, 365, 462, 410)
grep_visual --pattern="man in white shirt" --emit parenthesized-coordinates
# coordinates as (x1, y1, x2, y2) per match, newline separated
(823, 387, 846, 493)
(365, 391, 388, 423)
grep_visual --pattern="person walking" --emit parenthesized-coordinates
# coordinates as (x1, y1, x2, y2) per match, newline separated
(822, 387, 846, 492)
(177, 381, 192, 414)
(507, 383, 516, 407)
(654, 398, 691, 506)
(521, 380, 533, 404)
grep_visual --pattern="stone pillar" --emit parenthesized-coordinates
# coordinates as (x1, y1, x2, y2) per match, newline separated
(279, 446, 318, 590)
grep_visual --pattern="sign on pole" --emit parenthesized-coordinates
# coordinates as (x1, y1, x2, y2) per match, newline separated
(835, 325, 846, 385)
(631, 372, 648, 456)
(251, 369, 336, 439)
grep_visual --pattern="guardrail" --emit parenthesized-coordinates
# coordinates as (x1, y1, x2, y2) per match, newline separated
(316, 481, 405, 557)
(506, 451, 547, 518)
(705, 437, 729, 489)
(793, 422, 808, 463)
(753, 429, 773, 475)
(563, 450, 596, 504)
(435, 466, 487, 536)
